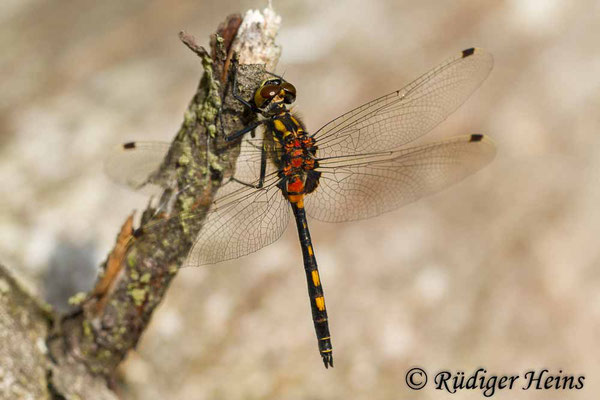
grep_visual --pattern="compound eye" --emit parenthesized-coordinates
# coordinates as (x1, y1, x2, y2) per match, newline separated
(281, 82, 297, 104)
(260, 84, 279, 99)
(255, 84, 280, 108)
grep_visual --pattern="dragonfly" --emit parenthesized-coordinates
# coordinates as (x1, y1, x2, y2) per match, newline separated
(106, 47, 495, 368)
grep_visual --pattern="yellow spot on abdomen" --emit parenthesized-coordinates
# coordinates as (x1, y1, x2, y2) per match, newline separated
(311, 270, 320, 286)
(288, 195, 304, 208)
(308, 245, 313, 256)
(315, 296, 325, 311)
(273, 119, 286, 133)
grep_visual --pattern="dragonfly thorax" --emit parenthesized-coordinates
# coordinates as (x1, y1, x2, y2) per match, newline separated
(267, 113, 321, 198)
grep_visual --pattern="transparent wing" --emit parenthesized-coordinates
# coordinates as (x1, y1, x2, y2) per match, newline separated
(181, 171, 288, 266)
(186, 133, 290, 265)
(104, 141, 171, 193)
(228, 133, 281, 185)
(312, 48, 493, 157)
(106, 136, 291, 266)
(305, 134, 495, 222)
(104, 137, 270, 191)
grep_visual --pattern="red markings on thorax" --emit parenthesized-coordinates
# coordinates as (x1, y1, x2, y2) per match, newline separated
(283, 134, 317, 197)
(283, 136, 317, 174)
(273, 114, 319, 199)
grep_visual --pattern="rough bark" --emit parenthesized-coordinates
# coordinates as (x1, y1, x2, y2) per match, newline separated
(0, 7, 281, 399)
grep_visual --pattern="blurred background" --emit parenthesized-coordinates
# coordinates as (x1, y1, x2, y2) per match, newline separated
(1, 0, 599, 398)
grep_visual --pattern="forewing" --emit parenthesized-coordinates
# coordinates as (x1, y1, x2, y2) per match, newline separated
(305, 134, 495, 222)
(313, 48, 493, 158)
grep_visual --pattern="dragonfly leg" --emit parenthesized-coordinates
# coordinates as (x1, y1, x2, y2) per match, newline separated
(229, 143, 268, 189)
(230, 177, 263, 189)
(224, 119, 264, 142)
(220, 54, 263, 141)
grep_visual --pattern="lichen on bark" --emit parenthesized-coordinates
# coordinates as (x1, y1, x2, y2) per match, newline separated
(0, 7, 282, 398)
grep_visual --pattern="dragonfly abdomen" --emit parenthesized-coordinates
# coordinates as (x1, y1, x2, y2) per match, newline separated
(270, 113, 333, 367)
(290, 200, 333, 368)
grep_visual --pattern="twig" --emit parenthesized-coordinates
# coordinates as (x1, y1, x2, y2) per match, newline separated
(178, 31, 209, 58)
(48, 6, 282, 385)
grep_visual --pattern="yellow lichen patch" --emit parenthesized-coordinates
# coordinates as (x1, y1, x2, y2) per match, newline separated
(311, 270, 320, 287)
(129, 288, 147, 306)
(315, 296, 325, 311)
(140, 272, 151, 283)
(68, 292, 88, 306)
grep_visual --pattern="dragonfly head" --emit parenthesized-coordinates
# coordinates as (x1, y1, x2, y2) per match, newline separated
(254, 78, 296, 116)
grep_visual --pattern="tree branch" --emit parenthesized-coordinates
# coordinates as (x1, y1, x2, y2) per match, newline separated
(0, 265, 53, 399)
(38, 6, 282, 396)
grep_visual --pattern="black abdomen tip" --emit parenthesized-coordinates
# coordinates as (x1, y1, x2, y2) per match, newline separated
(462, 48, 476, 57)
(322, 354, 334, 368)
(470, 134, 484, 142)
(123, 142, 136, 149)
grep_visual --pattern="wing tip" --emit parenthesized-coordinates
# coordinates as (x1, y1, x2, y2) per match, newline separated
(123, 142, 136, 150)
(468, 134, 497, 159)
(468, 133, 496, 148)
(462, 47, 476, 58)
(469, 133, 484, 142)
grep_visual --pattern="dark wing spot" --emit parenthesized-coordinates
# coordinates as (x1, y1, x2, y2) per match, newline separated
(123, 142, 136, 150)
(462, 48, 475, 58)
(469, 134, 484, 142)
